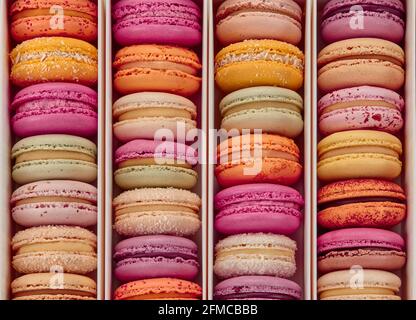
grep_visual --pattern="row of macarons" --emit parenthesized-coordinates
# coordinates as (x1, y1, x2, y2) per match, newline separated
(211, 0, 306, 300)
(110, 0, 205, 301)
(8, 0, 100, 300)
(316, 0, 407, 300)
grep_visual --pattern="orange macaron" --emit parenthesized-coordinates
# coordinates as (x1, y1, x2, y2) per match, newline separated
(215, 133, 302, 188)
(10, 0, 98, 42)
(114, 278, 202, 300)
(113, 45, 202, 97)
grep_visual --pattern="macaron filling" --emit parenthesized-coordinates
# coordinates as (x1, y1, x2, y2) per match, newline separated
(12, 51, 96, 64)
(318, 195, 405, 210)
(12, 9, 96, 21)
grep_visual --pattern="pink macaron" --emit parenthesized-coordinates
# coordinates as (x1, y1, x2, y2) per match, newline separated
(318, 86, 404, 136)
(318, 228, 406, 274)
(321, 0, 405, 44)
(214, 184, 304, 235)
(214, 276, 302, 300)
(11, 82, 98, 138)
(112, 0, 202, 46)
(114, 235, 199, 282)
(11, 180, 97, 227)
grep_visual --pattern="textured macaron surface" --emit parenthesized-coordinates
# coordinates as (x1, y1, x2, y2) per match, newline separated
(214, 276, 302, 300)
(317, 228, 405, 254)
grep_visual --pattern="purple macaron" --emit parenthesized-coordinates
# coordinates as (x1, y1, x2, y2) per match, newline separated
(112, 0, 202, 46)
(214, 184, 304, 235)
(214, 276, 302, 300)
(11, 82, 98, 138)
(321, 0, 405, 44)
(114, 235, 199, 282)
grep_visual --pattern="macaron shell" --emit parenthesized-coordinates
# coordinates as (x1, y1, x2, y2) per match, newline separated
(113, 118, 196, 142)
(221, 108, 304, 138)
(115, 211, 201, 237)
(12, 202, 97, 227)
(114, 68, 201, 97)
(12, 160, 97, 184)
(112, 0, 202, 46)
(114, 278, 202, 300)
(114, 166, 198, 190)
(215, 158, 302, 188)
(10, 0, 98, 42)
(318, 202, 406, 229)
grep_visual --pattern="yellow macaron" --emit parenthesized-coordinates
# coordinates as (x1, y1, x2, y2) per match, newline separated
(318, 130, 402, 182)
(10, 37, 98, 87)
(215, 39, 304, 93)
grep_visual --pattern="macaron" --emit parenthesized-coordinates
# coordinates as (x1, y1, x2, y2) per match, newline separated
(214, 183, 304, 235)
(114, 278, 202, 300)
(215, 134, 302, 188)
(318, 179, 406, 229)
(11, 180, 97, 227)
(215, 40, 304, 93)
(214, 276, 302, 300)
(317, 130, 402, 182)
(318, 269, 401, 300)
(11, 83, 98, 138)
(112, 0, 202, 47)
(318, 86, 404, 136)
(113, 45, 202, 96)
(114, 235, 199, 282)
(318, 228, 406, 274)
(318, 38, 405, 92)
(10, 37, 98, 87)
(113, 92, 197, 142)
(11, 134, 97, 185)
(12, 273, 97, 300)
(214, 233, 297, 279)
(114, 139, 198, 190)
(10, 0, 98, 42)
(113, 187, 201, 237)
(12, 225, 97, 274)
(321, 0, 405, 44)
(216, 0, 303, 46)
(219, 86, 304, 138)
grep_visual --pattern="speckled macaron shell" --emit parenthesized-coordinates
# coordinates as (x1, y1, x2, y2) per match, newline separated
(318, 38, 405, 92)
(215, 134, 302, 187)
(114, 278, 202, 300)
(321, 0, 405, 44)
(318, 86, 404, 136)
(113, 92, 197, 142)
(11, 273, 96, 300)
(114, 139, 198, 190)
(12, 225, 97, 275)
(11, 134, 97, 185)
(215, 40, 305, 93)
(113, 187, 201, 237)
(113, 45, 202, 97)
(10, 0, 98, 42)
(216, 0, 303, 46)
(10, 37, 98, 87)
(318, 179, 406, 229)
(11, 82, 98, 137)
(114, 235, 199, 282)
(11, 180, 97, 227)
(112, 0, 202, 47)
(214, 276, 302, 300)
(318, 269, 401, 300)
(219, 86, 304, 138)
(214, 233, 297, 279)
(317, 130, 402, 182)
(214, 183, 304, 235)
(318, 228, 406, 274)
